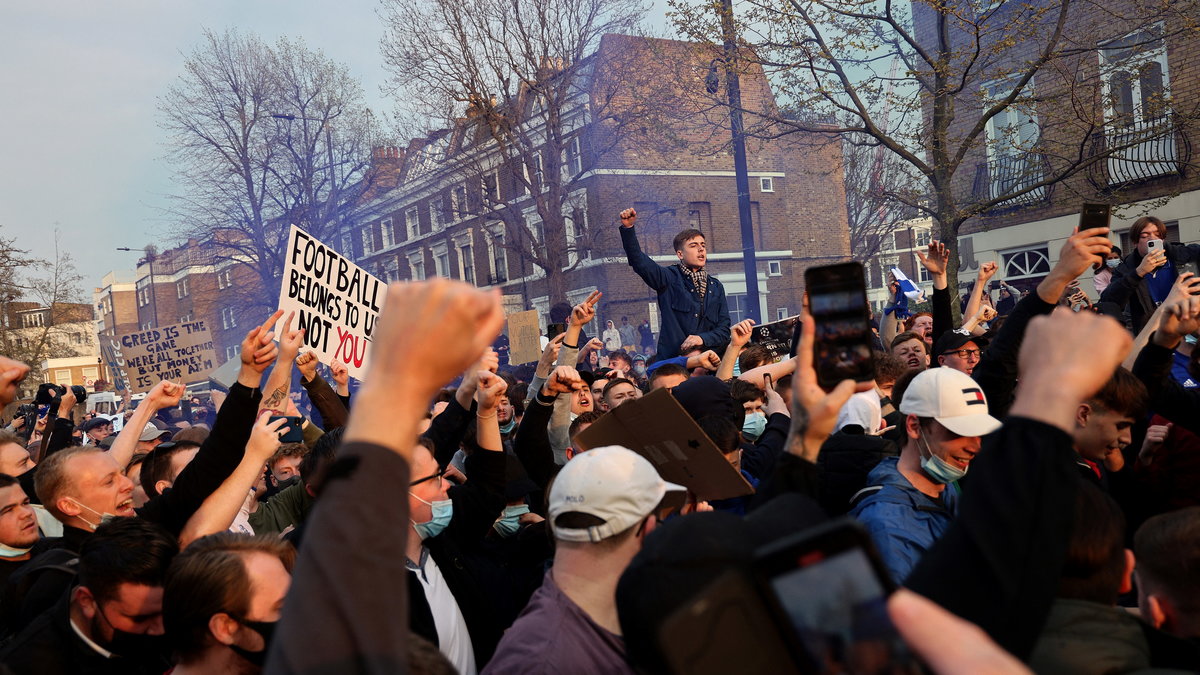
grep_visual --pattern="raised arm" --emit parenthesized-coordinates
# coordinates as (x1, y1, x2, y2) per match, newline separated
(963, 262, 997, 324)
(717, 319, 755, 381)
(259, 312, 304, 414)
(107, 380, 183, 469)
(179, 413, 287, 547)
(269, 279, 504, 675)
(738, 355, 797, 390)
(619, 208, 670, 291)
(917, 241, 953, 343)
(296, 351, 349, 430)
(1122, 272, 1200, 371)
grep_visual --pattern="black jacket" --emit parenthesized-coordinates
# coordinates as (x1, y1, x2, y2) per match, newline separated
(408, 447, 508, 668)
(972, 291, 1056, 418)
(1100, 242, 1200, 332)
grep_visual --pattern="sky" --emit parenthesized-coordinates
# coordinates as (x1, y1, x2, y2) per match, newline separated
(0, 0, 672, 296)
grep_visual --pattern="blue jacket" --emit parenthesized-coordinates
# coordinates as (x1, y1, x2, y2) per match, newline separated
(620, 226, 731, 359)
(849, 457, 959, 584)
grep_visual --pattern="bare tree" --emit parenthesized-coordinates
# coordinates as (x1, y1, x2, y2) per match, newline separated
(159, 29, 385, 313)
(379, 0, 649, 304)
(671, 0, 1200, 307)
(842, 132, 927, 263)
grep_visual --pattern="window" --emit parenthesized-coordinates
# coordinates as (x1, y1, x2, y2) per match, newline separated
(176, 279, 189, 298)
(406, 208, 420, 239)
(383, 257, 400, 283)
(526, 215, 544, 246)
(878, 255, 900, 290)
(71, 333, 83, 345)
(433, 244, 451, 278)
(381, 219, 394, 248)
(687, 202, 712, 232)
(217, 269, 232, 289)
(361, 225, 376, 255)
(983, 77, 1044, 203)
(1100, 24, 1175, 182)
(916, 260, 932, 283)
(881, 232, 895, 251)
(225, 345, 240, 361)
(768, 260, 782, 276)
(178, 313, 192, 323)
(777, 307, 790, 321)
(728, 294, 750, 324)
(459, 244, 475, 285)
(21, 312, 44, 328)
(489, 229, 508, 284)
(528, 154, 544, 193)
(563, 137, 582, 178)
(453, 185, 469, 219)
(482, 172, 499, 204)
(1001, 245, 1051, 281)
(431, 203, 443, 232)
(914, 229, 932, 247)
(341, 233, 355, 257)
(54, 370, 71, 385)
(409, 252, 426, 281)
(760, 177, 774, 192)
(141, 322, 153, 331)
(222, 307, 237, 330)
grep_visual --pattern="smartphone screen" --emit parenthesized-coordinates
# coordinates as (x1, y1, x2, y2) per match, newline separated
(755, 519, 921, 674)
(1079, 202, 1111, 231)
(805, 262, 875, 390)
(269, 416, 304, 444)
(546, 322, 566, 339)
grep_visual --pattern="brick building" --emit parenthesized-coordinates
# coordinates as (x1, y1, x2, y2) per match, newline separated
(910, 2, 1198, 296)
(0, 301, 99, 396)
(339, 34, 851, 343)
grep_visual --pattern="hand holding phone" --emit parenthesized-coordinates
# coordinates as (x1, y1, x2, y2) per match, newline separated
(268, 415, 304, 444)
(804, 262, 876, 391)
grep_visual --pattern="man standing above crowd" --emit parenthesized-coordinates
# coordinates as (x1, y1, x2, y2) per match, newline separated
(619, 207, 730, 360)
(1101, 216, 1200, 331)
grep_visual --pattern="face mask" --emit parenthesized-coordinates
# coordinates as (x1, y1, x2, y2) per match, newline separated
(0, 543, 31, 559)
(493, 504, 530, 538)
(917, 428, 966, 484)
(742, 412, 767, 442)
(410, 493, 453, 540)
(95, 605, 170, 661)
(1106, 258, 1121, 269)
(634, 364, 647, 376)
(228, 618, 277, 668)
(67, 498, 116, 531)
(498, 419, 516, 435)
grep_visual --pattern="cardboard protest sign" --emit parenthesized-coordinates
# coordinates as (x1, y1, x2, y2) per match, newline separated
(750, 315, 802, 362)
(507, 310, 542, 365)
(574, 388, 754, 501)
(278, 225, 385, 380)
(112, 321, 217, 394)
(99, 339, 130, 392)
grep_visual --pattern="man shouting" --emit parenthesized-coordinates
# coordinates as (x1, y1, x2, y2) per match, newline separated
(619, 207, 730, 360)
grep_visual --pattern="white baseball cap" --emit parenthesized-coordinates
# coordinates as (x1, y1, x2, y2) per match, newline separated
(549, 445, 686, 543)
(899, 368, 1002, 438)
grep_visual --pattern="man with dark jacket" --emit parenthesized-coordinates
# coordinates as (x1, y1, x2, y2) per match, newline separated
(1100, 216, 1200, 332)
(619, 207, 730, 360)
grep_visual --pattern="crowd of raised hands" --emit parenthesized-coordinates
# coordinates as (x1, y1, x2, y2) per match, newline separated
(0, 216, 1199, 674)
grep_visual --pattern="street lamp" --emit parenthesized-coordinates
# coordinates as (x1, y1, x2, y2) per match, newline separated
(117, 246, 158, 327)
(707, 0, 762, 323)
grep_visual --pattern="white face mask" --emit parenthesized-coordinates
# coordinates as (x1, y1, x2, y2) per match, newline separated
(1106, 259, 1121, 269)
(0, 543, 31, 558)
(67, 498, 116, 531)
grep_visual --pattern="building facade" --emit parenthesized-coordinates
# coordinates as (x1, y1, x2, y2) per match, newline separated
(0, 302, 99, 397)
(339, 35, 852, 341)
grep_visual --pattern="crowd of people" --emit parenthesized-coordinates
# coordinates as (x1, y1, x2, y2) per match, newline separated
(0, 211, 1195, 674)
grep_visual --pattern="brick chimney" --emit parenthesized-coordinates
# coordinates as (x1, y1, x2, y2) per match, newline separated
(364, 146, 404, 199)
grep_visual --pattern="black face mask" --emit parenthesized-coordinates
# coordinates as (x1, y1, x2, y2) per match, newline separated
(94, 605, 170, 664)
(228, 618, 277, 668)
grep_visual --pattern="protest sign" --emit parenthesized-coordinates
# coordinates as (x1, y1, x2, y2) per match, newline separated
(278, 225, 384, 380)
(507, 310, 542, 365)
(99, 339, 130, 392)
(750, 315, 802, 362)
(575, 388, 754, 501)
(112, 320, 217, 394)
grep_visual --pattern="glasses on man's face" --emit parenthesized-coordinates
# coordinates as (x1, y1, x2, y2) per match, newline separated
(409, 468, 446, 488)
(943, 348, 981, 360)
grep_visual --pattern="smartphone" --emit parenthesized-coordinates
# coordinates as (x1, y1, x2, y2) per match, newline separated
(1179, 260, 1199, 280)
(1079, 202, 1111, 231)
(753, 518, 922, 674)
(804, 262, 876, 391)
(546, 322, 566, 339)
(1146, 239, 1162, 253)
(268, 416, 304, 444)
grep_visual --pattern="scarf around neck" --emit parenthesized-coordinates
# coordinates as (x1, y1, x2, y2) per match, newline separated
(679, 263, 708, 301)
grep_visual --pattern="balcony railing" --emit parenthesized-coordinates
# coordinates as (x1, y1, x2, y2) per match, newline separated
(1088, 114, 1191, 190)
(971, 152, 1052, 210)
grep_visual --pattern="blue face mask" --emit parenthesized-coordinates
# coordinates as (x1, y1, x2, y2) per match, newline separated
(493, 504, 530, 538)
(742, 411, 767, 442)
(411, 494, 453, 540)
(1106, 258, 1121, 269)
(499, 419, 516, 435)
(917, 429, 966, 484)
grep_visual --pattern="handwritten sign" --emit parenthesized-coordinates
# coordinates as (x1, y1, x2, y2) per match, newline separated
(112, 321, 217, 394)
(278, 225, 385, 380)
(100, 339, 130, 392)
(507, 310, 541, 365)
(751, 315, 802, 362)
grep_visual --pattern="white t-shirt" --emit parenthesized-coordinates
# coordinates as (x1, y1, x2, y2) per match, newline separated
(412, 549, 477, 675)
(836, 389, 883, 434)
